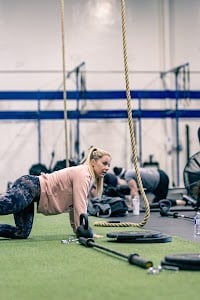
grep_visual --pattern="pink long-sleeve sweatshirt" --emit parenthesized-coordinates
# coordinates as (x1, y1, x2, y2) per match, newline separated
(38, 164, 94, 231)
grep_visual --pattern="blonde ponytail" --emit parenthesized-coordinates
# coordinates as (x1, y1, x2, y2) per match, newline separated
(85, 146, 111, 196)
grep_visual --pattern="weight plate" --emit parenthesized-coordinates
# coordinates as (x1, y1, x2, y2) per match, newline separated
(116, 233, 163, 242)
(108, 234, 172, 243)
(107, 230, 161, 240)
(123, 234, 172, 243)
(161, 260, 200, 271)
(164, 253, 200, 266)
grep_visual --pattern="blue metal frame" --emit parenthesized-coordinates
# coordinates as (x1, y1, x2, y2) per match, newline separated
(0, 90, 200, 100)
(0, 89, 199, 186)
(0, 109, 199, 120)
(0, 90, 199, 120)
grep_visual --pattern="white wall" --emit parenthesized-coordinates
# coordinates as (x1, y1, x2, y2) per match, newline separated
(0, 0, 199, 191)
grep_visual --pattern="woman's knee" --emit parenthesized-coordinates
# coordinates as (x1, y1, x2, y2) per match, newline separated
(14, 231, 31, 239)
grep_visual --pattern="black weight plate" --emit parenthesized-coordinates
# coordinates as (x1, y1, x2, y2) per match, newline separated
(161, 260, 200, 271)
(107, 230, 161, 240)
(108, 234, 172, 243)
(115, 233, 163, 242)
(123, 234, 172, 243)
(165, 253, 200, 266)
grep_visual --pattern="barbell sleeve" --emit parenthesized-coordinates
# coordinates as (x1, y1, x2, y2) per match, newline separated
(128, 253, 153, 269)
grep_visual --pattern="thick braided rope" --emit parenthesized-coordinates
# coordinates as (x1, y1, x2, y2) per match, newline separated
(60, 0, 69, 167)
(94, 0, 150, 228)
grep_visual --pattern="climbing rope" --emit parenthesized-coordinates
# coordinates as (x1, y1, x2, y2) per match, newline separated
(60, 0, 69, 167)
(94, 0, 150, 228)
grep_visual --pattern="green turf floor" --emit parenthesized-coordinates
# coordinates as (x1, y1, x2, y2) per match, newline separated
(0, 211, 200, 300)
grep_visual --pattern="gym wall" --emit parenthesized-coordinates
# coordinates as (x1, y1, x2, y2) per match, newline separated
(0, 0, 199, 191)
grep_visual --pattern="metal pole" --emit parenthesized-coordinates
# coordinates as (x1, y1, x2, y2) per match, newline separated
(160, 63, 189, 187)
(186, 124, 190, 162)
(37, 96, 41, 164)
(75, 67, 80, 162)
(175, 70, 180, 186)
(66, 61, 85, 163)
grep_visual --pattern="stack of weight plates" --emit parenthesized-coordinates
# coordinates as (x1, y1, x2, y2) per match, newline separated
(106, 230, 172, 243)
(161, 253, 200, 270)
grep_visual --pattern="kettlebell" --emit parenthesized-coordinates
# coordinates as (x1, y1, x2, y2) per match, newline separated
(76, 213, 93, 238)
(159, 200, 171, 217)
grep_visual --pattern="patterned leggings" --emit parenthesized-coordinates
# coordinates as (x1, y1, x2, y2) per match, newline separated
(0, 175, 40, 239)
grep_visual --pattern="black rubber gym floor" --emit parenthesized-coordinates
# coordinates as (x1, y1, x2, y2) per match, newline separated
(108, 207, 197, 242)
(142, 207, 196, 242)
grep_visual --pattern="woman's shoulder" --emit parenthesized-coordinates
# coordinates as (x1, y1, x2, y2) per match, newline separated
(68, 165, 92, 183)
(65, 164, 90, 175)
(72, 164, 88, 171)
(56, 164, 86, 171)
